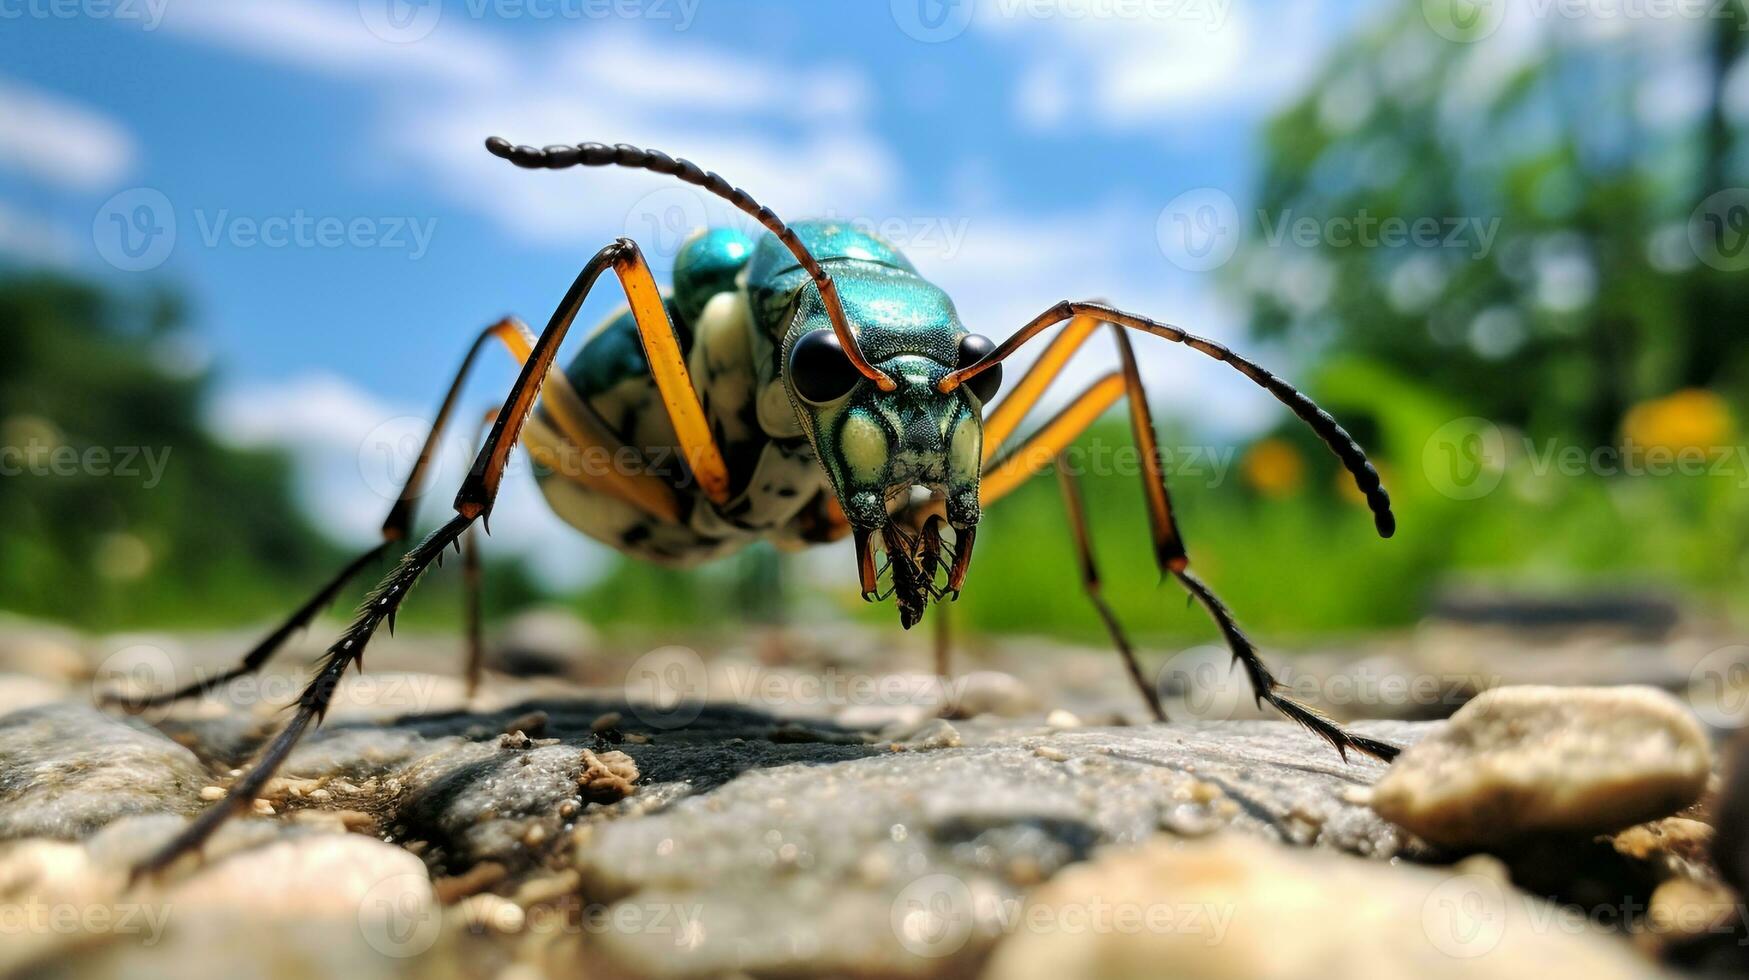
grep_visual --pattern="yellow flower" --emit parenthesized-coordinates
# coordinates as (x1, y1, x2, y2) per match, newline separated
(1621, 389, 1734, 458)
(1242, 437, 1305, 498)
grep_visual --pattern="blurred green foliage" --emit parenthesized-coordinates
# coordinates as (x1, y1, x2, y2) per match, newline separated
(10, 10, 1749, 644)
(581, 10, 1749, 644)
(0, 274, 336, 627)
(0, 273, 545, 632)
(1234, 2, 1749, 446)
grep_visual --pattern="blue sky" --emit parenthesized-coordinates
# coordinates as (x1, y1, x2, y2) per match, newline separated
(1, 0, 1386, 580)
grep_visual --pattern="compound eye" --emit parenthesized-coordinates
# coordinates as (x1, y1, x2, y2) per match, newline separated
(957, 333, 1003, 403)
(789, 329, 862, 404)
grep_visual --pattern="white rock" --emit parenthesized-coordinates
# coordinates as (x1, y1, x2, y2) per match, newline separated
(946, 671, 1037, 718)
(982, 835, 1654, 980)
(1371, 685, 1711, 847)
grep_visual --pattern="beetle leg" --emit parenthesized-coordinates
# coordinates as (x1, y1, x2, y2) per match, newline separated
(977, 339, 1398, 762)
(133, 240, 688, 878)
(459, 406, 503, 702)
(1055, 459, 1167, 722)
(945, 299, 1395, 539)
(103, 318, 532, 712)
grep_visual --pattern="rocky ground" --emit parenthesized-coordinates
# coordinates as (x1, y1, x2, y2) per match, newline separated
(1, 609, 1747, 979)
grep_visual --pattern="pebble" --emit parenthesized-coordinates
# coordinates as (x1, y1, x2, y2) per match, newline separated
(1045, 709, 1082, 730)
(895, 718, 961, 749)
(948, 671, 1037, 718)
(0, 703, 207, 838)
(578, 748, 639, 804)
(1371, 685, 1711, 847)
(982, 834, 1652, 980)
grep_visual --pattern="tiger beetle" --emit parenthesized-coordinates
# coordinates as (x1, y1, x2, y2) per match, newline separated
(117, 137, 1400, 877)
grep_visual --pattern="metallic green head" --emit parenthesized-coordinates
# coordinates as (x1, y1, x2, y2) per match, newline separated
(775, 265, 1003, 627)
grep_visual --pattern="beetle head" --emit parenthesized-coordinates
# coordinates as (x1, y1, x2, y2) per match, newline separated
(780, 306, 1002, 628)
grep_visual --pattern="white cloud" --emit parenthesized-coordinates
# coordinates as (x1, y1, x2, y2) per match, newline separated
(0, 79, 135, 191)
(908, 204, 1281, 440)
(209, 371, 607, 587)
(149, 5, 895, 245)
(384, 30, 897, 245)
(974, 0, 1343, 130)
(157, 1, 1288, 532)
(154, 0, 510, 84)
